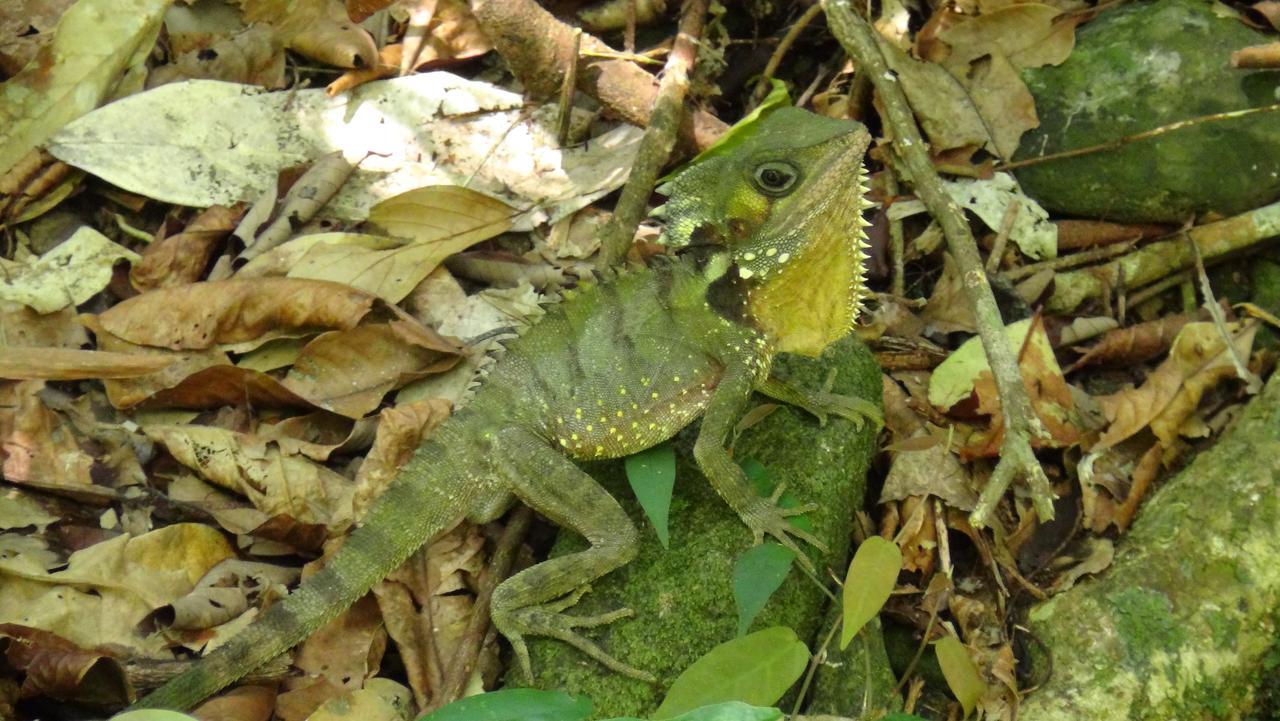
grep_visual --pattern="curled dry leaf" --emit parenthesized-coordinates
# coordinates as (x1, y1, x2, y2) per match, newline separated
(0, 624, 128, 705)
(131, 204, 246, 291)
(241, 0, 377, 69)
(353, 398, 454, 514)
(156, 559, 300, 631)
(1068, 309, 1204, 371)
(1094, 321, 1258, 450)
(239, 152, 357, 261)
(95, 278, 377, 350)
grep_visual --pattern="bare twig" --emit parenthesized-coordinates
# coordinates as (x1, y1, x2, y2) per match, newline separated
(598, 0, 709, 268)
(751, 2, 825, 106)
(823, 0, 1056, 525)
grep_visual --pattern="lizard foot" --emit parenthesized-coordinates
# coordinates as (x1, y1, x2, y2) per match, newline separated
(739, 484, 827, 572)
(804, 390, 884, 429)
(501, 604, 656, 683)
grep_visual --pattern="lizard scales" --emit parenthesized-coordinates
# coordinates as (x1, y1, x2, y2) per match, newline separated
(134, 107, 872, 710)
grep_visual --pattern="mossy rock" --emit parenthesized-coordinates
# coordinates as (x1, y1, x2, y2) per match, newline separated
(1013, 0, 1280, 222)
(522, 338, 891, 718)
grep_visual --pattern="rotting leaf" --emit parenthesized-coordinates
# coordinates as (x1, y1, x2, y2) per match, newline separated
(131, 204, 245, 291)
(0, 625, 129, 706)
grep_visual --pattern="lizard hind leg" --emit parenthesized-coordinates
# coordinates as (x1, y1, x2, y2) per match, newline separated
(490, 429, 655, 683)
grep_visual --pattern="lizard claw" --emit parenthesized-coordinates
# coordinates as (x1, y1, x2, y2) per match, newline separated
(739, 495, 826, 572)
(496, 603, 656, 684)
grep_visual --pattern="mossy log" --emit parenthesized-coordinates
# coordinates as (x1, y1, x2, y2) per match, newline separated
(524, 338, 895, 718)
(1022, 372, 1280, 719)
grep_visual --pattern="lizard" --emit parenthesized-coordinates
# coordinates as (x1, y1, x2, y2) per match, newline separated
(131, 106, 874, 711)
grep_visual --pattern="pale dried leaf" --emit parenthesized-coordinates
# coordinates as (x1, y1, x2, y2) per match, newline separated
(0, 227, 138, 313)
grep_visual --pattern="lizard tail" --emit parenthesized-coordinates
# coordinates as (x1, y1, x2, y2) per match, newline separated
(132, 470, 470, 710)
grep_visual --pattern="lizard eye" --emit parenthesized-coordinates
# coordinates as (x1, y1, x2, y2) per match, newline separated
(751, 161, 800, 196)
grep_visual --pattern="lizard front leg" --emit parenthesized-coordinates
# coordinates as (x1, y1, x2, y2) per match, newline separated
(693, 368, 827, 571)
(490, 428, 653, 682)
(758, 374, 883, 429)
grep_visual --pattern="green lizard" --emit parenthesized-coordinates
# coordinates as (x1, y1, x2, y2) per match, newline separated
(132, 107, 873, 710)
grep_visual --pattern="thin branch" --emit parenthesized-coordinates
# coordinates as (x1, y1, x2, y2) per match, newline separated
(598, 0, 709, 268)
(823, 0, 1056, 525)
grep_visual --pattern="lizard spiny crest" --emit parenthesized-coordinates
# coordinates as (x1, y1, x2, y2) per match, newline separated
(657, 107, 873, 356)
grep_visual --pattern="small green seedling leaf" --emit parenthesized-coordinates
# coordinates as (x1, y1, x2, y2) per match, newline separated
(111, 713, 199, 721)
(935, 635, 986, 717)
(732, 542, 794, 636)
(653, 626, 809, 720)
(839, 536, 902, 649)
(625, 443, 676, 547)
(604, 701, 783, 721)
(415, 688, 591, 721)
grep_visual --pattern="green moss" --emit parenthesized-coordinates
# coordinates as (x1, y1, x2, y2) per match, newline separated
(1109, 587, 1185, 668)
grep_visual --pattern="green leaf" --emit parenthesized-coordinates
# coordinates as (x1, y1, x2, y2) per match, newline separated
(880, 715, 932, 721)
(660, 81, 791, 182)
(625, 443, 676, 548)
(111, 713, 199, 721)
(935, 635, 986, 717)
(415, 689, 591, 721)
(604, 701, 783, 721)
(732, 543, 794, 636)
(653, 626, 810, 720)
(839, 536, 902, 649)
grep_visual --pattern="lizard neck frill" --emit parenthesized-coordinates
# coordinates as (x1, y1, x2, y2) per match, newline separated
(744, 165, 871, 357)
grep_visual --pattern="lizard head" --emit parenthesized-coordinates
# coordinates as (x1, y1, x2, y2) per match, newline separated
(658, 107, 873, 357)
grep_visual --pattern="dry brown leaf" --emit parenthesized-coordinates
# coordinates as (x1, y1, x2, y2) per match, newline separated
(398, 0, 491, 72)
(1054, 219, 1170, 252)
(0, 524, 235, 657)
(242, 0, 377, 69)
(881, 440, 978, 511)
(1069, 310, 1202, 371)
(0, 302, 89, 348)
(0, 0, 74, 76)
(963, 318, 1082, 456)
(1094, 321, 1258, 450)
(95, 278, 377, 350)
(147, 25, 287, 89)
(132, 204, 246, 291)
(876, 35, 991, 154)
(353, 398, 453, 514)
(145, 423, 355, 534)
(239, 152, 357, 261)
(891, 496, 937, 576)
(935, 3, 1079, 71)
(347, 0, 396, 22)
(961, 51, 1038, 160)
(282, 321, 460, 419)
(0, 624, 128, 706)
(1, 381, 95, 489)
(190, 683, 277, 721)
(0, 348, 176, 381)
(295, 595, 387, 693)
(921, 253, 976, 334)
